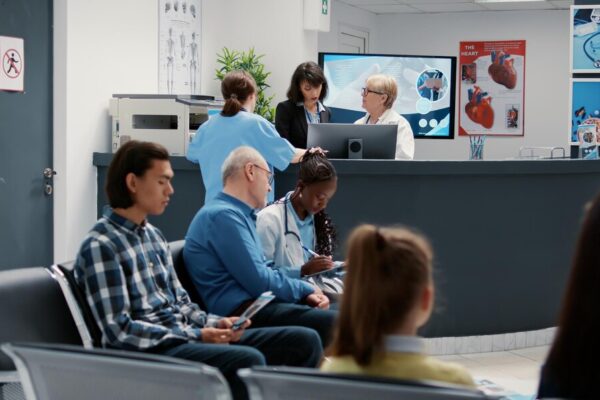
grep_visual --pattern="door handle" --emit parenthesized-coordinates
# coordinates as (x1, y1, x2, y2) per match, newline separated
(43, 168, 57, 179)
(43, 168, 57, 197)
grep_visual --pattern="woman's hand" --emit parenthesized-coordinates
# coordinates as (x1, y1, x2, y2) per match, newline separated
(301, 255, 334, 276)
(308, 147, 328, 156)
(292, 147, 328, 163)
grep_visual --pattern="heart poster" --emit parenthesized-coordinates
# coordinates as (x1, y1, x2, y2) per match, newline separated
(458, 40, 525, 136)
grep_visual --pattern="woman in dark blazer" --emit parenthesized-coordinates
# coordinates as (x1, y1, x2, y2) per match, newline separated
(275, 62, 331, 148)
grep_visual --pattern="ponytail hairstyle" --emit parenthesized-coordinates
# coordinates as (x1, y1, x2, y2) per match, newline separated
(328, 224, 433, 366)
(293, 151, 337, 256)
(220, 70, 257, 117)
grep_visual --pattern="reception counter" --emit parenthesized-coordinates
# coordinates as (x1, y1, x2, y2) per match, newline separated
(94, 153, 600, 338)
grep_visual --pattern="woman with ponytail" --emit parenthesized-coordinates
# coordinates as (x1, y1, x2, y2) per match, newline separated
(321, 224, 475, 387)
(256, 152, 342, 295)
(187, 70, 310, 204)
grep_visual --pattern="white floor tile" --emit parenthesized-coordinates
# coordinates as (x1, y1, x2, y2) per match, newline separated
(510, 345, 549, 362)
(451, 347, 547, 397)
(462, 350, 530, 366)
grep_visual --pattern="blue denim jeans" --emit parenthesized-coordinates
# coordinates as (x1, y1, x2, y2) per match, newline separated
(247, 302, 337, 348)
(149, 326, 322, 400)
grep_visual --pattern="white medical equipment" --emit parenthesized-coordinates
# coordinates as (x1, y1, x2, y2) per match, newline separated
(109, 94, 223, 156)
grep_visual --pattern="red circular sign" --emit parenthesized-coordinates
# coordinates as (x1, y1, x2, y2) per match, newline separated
(3, 49, 22, 79)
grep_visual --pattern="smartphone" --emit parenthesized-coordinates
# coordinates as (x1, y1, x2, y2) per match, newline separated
(231, 291, 275, 331)
(303, 262, 345, 278)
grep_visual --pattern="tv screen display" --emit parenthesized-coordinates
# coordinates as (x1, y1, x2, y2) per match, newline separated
(319, 52, 457, 139)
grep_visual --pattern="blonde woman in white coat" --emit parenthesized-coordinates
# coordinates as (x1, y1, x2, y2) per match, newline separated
(354, 74, 415, 160)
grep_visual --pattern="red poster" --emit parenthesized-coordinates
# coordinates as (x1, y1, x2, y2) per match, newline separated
(458, 40, 525, 136)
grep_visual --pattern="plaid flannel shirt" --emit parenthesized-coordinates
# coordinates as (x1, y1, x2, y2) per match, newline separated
(75, 208, 218, 350)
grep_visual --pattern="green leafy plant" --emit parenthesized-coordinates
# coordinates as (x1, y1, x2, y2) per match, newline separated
(215, 47, 276, 122)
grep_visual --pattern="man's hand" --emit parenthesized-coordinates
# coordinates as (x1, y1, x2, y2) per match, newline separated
(301, 255, 334, 276)
(201, 327, 234, 344)
(218, 317, 251, 342)
(305, 292, 330, 309)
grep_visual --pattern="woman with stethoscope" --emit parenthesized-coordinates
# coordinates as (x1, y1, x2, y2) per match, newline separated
(256, 152, 343, 294)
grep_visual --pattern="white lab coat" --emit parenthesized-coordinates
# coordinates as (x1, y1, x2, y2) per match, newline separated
(256, 198, 307, 279)
(354, 108, 415, 160)
(257, 197, 345, 295)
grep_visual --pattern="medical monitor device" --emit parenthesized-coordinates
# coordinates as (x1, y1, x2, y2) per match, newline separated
(307, 123, 397, 159)
(319, 52, 457, 139)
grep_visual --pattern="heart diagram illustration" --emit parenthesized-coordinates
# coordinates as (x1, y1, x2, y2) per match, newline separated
(465, 86, 494, 129)
(488, 50, 517, 89)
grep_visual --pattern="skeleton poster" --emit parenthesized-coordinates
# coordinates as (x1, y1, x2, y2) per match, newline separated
(159, 0, 201, 95)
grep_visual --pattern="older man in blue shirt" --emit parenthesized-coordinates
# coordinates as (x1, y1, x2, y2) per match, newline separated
(184, 146, 336, 346)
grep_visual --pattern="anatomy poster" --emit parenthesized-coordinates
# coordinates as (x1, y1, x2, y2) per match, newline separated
(570, 79, 600, 144)
(159, 0, 201, 95)
(459, 40, 525, 136)
(571, 6, 600, 73)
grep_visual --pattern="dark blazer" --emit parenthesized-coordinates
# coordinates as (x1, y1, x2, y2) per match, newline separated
(275, 99, 331, 148)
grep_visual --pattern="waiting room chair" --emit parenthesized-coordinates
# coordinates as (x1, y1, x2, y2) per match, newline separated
(50, 262, 102, 348)
(52, 240, 207, 350)
(2, 342, 232, 400)
(0, 267, 83, 398)
(238, 366, 496, 400)
(170, 240, 207, 310)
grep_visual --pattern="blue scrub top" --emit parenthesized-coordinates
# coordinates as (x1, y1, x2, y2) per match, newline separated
(187, 111, 296, 203)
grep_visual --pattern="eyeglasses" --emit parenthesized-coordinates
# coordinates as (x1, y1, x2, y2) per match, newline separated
(252, 164, 274, 185)
(361, 87, 385, 97)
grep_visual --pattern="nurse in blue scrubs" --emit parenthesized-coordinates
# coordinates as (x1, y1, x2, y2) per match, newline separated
(187, 70, 309, 204)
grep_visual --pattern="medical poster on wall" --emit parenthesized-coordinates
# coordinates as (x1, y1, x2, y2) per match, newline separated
(158, 0, 201, 95)
(569, 79, 600, 145)
(0, 36, 24, 92)
(571, 5, 600, 73)
(458, 40, 525, 136)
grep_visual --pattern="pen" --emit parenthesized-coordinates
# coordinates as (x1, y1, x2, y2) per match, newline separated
(301, 245, 319, 258)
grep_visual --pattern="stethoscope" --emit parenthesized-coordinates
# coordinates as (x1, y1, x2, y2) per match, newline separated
(279, 192, 315, 259)
(583, 31, 600, 68)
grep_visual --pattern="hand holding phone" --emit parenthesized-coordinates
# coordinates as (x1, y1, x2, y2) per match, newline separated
(231, 291, 275, 331)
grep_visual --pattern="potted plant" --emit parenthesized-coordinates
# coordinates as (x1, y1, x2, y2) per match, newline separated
(215, 47, 276, 122)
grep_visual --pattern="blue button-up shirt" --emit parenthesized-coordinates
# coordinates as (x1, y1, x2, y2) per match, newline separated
(75, 208, 215, 350)
(186, 111, 296, 204)
(184, 192, 315, 316)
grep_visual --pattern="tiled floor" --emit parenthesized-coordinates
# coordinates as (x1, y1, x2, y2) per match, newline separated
(436, 345, 549, 398)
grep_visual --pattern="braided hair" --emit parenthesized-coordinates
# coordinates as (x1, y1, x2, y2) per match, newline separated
(293, 151, 338, 256)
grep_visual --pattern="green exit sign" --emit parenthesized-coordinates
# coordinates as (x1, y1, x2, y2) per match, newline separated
(322, 0, 328, 15)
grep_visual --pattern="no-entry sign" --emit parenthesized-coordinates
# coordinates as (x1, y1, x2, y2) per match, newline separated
(0, 36, 24, 92)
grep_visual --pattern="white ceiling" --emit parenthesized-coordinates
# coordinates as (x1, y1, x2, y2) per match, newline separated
(336, 0, 573, 14)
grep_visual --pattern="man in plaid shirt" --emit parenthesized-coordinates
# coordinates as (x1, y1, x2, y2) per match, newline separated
(75, 141, 322, 400)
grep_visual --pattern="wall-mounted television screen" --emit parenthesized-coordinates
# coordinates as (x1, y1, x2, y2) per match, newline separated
(319, 52, 457, 139)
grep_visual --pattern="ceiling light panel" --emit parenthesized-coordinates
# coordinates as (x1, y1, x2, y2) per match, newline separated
(360, 4, 421, 13)
(413, 2, 488, 12)
(478, 2, 558, 10)
(339, 0, 401, 5)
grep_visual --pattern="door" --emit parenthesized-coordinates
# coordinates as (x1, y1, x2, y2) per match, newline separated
(338, 24, 368, 54)
(0, 0, 53, 270)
